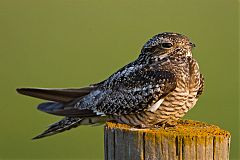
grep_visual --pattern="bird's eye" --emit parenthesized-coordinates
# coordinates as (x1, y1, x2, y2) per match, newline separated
(161, 43, 173, 48)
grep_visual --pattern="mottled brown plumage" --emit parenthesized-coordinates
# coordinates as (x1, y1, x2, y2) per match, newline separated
(17, 32, 204, 139)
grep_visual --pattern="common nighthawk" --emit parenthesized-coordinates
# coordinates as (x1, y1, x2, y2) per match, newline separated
(17, 32, 204, 139)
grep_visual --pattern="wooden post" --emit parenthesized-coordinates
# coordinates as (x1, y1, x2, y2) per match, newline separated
(104, 120, 230, 160)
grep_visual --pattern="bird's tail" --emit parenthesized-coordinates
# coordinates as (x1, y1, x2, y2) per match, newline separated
(33, 116, 109, 140)
(16, 87, 110, 139)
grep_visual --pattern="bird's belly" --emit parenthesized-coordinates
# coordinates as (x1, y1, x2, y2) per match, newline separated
(153, 90, 190, 124)
(115, 84, 200, 127)
(115, 90, 190, 127)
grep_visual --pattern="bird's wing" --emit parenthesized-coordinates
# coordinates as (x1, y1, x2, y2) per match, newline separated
(33, 64, 176, 117)
(16, 87, 95, 103)
(81, 65, 177, 115)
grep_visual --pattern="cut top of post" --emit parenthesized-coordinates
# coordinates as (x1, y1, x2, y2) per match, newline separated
(106, 119, 230, 138)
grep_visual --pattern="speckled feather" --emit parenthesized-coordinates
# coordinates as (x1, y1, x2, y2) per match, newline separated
(72, 63, 176, 115)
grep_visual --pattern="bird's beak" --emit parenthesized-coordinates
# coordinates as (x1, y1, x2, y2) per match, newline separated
(189, 42, 196, 48)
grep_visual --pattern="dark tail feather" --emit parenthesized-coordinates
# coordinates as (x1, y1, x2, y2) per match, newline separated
(32, 116, 109, 139)
(37, 102, 96, 117)
(32, 117, 83, 140)
(16, 87, 94, 103)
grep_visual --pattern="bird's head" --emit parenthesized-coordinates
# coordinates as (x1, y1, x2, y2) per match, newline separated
(140, 32, 195, 60)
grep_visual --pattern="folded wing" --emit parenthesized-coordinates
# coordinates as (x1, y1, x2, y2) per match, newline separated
(71, 64, 177, 115)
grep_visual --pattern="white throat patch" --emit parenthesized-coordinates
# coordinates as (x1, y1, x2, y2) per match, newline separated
(186, 50, 192, 57)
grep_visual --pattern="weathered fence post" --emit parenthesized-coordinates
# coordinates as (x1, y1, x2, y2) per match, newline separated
(104, 120, 230, 160)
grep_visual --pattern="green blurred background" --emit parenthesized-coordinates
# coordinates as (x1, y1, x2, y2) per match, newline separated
(0, 0, 238, 159)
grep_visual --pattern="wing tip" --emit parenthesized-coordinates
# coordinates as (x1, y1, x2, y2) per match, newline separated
(16, 88, 25, 94)
(16, 87, 37, 96)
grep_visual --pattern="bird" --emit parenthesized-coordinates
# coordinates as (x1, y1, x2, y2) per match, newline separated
(17, 32, 204, 139)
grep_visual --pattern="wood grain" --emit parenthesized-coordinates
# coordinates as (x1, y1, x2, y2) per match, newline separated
(104, 120, 230, 160)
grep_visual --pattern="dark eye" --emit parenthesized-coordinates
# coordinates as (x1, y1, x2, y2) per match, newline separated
(161, 43, 173, 48)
